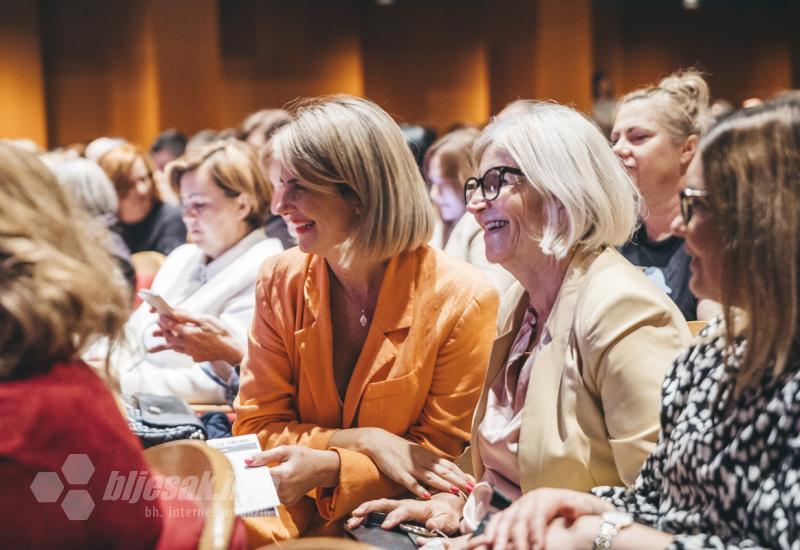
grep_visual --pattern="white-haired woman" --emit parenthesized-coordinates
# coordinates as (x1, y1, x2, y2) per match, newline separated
(349, 101, 691, 545)
(233, 96, 499, 543)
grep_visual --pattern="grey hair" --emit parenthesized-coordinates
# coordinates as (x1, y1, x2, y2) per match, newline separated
(53, 158, 119, 217)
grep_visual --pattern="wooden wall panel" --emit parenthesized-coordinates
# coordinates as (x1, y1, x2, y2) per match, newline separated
(0, 0, 47, 145)
(2, 0, 795, 147)
(593, 0, 796, 105)
(363, 0, 490, 132)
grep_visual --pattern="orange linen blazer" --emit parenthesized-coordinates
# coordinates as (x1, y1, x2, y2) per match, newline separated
(234, 245, 499, 525)
(470, 246, 692, 492)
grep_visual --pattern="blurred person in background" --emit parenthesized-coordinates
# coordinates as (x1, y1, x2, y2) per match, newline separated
(425, 128, 514, 293)
(0, 143, 215, 548)
(52, 157, 136, 293)
(98, 143, 186, 256)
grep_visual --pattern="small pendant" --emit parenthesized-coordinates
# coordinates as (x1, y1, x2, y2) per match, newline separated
(359, 309, 368, 327)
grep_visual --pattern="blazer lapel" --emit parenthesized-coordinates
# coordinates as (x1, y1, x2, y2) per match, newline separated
(470, 283, 529, 480)
(517, 247, 600, 491)
(295, 255, 342, 423)
(341, 249, 418, 427)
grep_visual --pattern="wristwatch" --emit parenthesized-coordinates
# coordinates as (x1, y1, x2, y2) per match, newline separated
(592, 511, 634, 550)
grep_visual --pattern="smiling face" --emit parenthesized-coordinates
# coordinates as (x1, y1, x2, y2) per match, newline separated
(269, 159, 358, 260)
(467, 144, 544, 274)
(611, 98, 694, 205)
(427, 153, 467, 223)
(179, 168, 251, 260)
(671, 153, 723, 302)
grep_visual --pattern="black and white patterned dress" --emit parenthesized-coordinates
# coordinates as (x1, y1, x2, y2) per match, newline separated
(593, 317, 800, 549)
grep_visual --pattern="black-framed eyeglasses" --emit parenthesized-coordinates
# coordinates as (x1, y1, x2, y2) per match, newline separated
(679, 188, 709, 223)
(464, 166, 525, 204)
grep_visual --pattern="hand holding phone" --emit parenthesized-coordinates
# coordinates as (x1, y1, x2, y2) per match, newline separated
(138, 290, 176, 318)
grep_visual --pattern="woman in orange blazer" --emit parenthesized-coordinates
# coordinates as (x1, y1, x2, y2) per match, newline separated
(233, 96, 499, 544)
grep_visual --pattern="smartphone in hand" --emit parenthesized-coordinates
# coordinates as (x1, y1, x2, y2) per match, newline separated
(138, 290, 176, 318)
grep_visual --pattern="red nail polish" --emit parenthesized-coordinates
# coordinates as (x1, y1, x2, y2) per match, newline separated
(244, 457, 253, 465)
(449, 486, 459, 495)
(422, 491, 432, 500)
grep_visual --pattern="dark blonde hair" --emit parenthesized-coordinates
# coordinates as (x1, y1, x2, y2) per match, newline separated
(620, 69, 713, 142)
(701, 96, 800, 392)
(167, 140, 272, 229)
(97, 143, 160, 201)
(266, 95, 435, 265)
(422, 128, 480, 192)
(0, 145, 128, 379)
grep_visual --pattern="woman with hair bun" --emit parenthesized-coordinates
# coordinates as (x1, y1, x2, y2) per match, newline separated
(612, 69, 719, 321)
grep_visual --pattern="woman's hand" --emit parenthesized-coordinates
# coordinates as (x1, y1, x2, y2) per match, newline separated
(148, 309, 244, 369)
(466, 488, 612, 550)
(347, 492, 464, 535)
(245, 445, 340, 505)
(329, 427, 474, 499)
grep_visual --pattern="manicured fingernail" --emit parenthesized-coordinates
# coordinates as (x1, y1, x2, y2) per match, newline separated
(449, 486, 459, 495)
(466, 481, 475, 491)
(244, 457, 253, 465)
(422, 491, 432, 500)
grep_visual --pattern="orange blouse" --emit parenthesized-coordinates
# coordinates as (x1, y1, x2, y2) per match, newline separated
(234, 245, 498, 537)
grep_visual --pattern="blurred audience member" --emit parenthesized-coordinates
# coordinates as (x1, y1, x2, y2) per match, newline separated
(592, 70, 617, 138)
(613, 69, 719, 320)
(0, 143, 208, 548)
(239, 108, 291, 151)
(98, 143, 186, 255)
(52, 158, 136, 293)
(710, 98, 734, 120)
(149, 129, 187, 171)
(466, 93, 800, 550)
(400, 123, 437, 169)
(85, 136, 126, 162)
(186, 129, 219, 153)
(425, 128, 514, 293)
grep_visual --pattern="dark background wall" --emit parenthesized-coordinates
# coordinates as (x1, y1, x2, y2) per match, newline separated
(0, 0, 797, 148)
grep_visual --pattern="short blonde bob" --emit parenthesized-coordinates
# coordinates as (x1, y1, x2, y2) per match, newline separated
(476, 101, 640, 259)
(266, 95, 435, 264)
(167, 140, 273, 229)
(0, 144, 128, 379)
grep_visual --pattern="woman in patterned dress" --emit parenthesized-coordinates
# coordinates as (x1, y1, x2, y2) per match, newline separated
(465, 96, 800, 549)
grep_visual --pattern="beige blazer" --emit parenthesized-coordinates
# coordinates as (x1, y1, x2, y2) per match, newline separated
(470, 246, 691, 492)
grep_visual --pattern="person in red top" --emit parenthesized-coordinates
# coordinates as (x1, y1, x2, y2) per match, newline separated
(0, 143, 231, 548)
